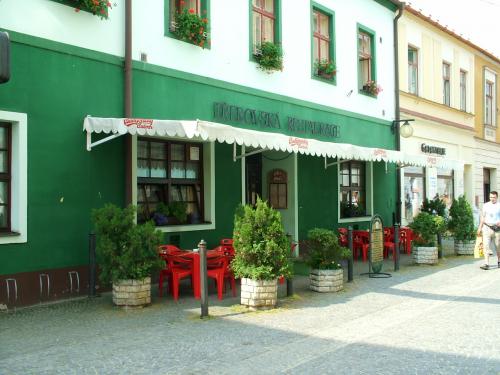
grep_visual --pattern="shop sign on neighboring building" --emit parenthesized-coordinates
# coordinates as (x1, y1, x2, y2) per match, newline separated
(421, 143, 446, 155)
(213, 102, 340, 139)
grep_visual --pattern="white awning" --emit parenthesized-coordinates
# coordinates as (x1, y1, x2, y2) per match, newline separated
(84, 116, 464, 170)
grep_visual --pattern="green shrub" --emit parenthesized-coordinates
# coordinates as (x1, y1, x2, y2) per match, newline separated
(232, 198, 292, 280)
(254, 42, 283, 72)
(92, 204, 163, 284)
(303, 228, 351, 270)
(409, 212, 446, 247)
(421, 196, 446, 217)
(173, 7, 209, 48)
(448, 196, 475, 242)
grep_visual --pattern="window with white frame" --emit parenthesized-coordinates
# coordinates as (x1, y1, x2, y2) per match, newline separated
(408, 47, 418, 95)
(443, 62, 451, 106)
(0, 110, 27, 244)
(460, 70, 467, 112)
(485, 80, 494, 126)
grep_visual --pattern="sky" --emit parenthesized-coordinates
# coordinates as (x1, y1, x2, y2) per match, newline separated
(406, 0, 500, 58)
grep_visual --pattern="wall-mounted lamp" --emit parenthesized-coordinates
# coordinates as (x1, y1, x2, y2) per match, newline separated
(391, 119, 415, 138)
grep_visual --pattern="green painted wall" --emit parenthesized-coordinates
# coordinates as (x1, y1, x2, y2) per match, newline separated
(0, 30, 397, 276)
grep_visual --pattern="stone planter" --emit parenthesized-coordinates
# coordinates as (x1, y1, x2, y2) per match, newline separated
(309, 269, 343, 293)
(112, 277, 151, 307)
(413, 246, 438, 264)
(240, 278, 277, 309)
(455, 240, 475, 255)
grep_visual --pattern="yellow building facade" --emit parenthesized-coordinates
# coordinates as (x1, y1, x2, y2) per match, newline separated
(397, 7, 480, 224)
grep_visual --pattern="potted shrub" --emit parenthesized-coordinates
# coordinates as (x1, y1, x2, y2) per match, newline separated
(421, 195, 446, 217)
(304, 228, 351, 293)
(362, 80, 382, 96)
(172, 6, 209, 48)
(409, 212, 446, 264)
(232, 198, 292, 309)
(92, 204, 163, 307)
(254, 42, 283, 73)
(72, 0, 113, 19)
(448, 196, 476, 255)
(314, 59, 336, 80)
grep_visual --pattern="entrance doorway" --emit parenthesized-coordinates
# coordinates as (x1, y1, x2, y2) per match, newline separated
(245, 153, 262, 206)
(483, 168, 491, 204)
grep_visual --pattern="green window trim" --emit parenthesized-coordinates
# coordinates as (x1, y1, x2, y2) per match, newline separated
(357, 23, 377, 98)
(310, 2, 336, 86)
(164, 0, 211, 49)
(248, 0, 282, 62)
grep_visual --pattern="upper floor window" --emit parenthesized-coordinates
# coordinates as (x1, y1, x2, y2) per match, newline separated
(340, 161, 366, 218)
(137, 139, 204, 226)
(251, 0, 278, 53)
(167, 0, 209, 48)
(357, 25, 377, 95)
(460, 70, 467, 112)
(443, 62, 451, 106)
(408, 47, 418, 95)
(0, 123, 11, 232)
(312, 6, 335, 82)
(485, 80, 494, 125)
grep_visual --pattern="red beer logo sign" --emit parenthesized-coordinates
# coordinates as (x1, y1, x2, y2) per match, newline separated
(289, 137, 309, 149)
(427, 156, 437, 165)
(123, 118, 154, 129)
(373, 148, 387, 158)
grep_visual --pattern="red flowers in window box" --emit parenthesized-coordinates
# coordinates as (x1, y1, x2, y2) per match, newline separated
(172, 7, 209, 49)
(72, 0, 113, 20)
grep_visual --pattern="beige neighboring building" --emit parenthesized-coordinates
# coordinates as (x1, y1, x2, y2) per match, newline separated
(473, 48, 500, 211)
(397, 6, 478, 224)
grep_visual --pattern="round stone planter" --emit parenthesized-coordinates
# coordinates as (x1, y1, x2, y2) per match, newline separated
(413, 246, 438, 264)
(112, 277, 151, 308)
(240, 278, 277, 309)
(309, 269, 343, 293)
(454, 240, 475, 255)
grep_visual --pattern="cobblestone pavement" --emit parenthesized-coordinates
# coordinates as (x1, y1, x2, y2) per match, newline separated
(1, 256, 500, 374)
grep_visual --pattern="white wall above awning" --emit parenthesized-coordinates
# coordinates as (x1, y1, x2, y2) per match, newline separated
(83, 116, 464, 170)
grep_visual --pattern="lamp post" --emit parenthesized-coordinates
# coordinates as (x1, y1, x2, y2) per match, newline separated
(391, 119, 415, 139)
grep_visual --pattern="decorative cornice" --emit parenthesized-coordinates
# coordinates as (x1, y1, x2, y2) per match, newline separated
(400, 107, 475, 132)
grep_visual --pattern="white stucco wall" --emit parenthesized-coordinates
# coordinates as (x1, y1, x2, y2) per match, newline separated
(474, 139, 500, 210)
(0, 0, 397, 122)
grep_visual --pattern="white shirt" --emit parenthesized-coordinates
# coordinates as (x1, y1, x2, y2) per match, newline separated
(482, 201, 500, 225)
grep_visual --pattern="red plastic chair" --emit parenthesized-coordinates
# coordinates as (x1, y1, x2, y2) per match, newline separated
(279, 242, 298, 285)
(383, 228, 397, 259)
(158, 245, 183, 297)
(166, 254, 194, 301)
(353, 231, 369, 262)
(206, 254, 229, 300)
(213, 246, 236, 296)
(400, 228, 413, 255)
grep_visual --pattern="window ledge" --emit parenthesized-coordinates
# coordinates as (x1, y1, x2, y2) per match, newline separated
(0, 231, 20, 237)
(359, 90, 377, 98)
(338, 216, 372, 223)
(157, 223, 215, 233)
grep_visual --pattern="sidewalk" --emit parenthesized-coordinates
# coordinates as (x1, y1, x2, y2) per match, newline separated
(1, 255, 499, 374)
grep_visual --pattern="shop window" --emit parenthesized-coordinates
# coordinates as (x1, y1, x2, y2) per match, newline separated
(460, 70, 467, 112)
(312, 5, 336, 83)
(251, 0, 280, 54)
(357, 25, 376, 92)
(339, 161, 366, 218)
(443, 62, 451, 106)
(137, 139, 204, 226)
(0, 111, 27, 244)
(268, 169, 287, 209)
(408, 47, 418, 95)
(437, 168, 454, 208)
(485, 80, 494, 125)
(404, 166, 425, 223)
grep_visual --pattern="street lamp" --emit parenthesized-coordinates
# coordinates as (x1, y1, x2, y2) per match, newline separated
(391, 119, 415, 138)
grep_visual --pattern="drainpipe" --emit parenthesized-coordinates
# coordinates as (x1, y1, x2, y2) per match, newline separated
(125, 0, 133, 205)
(393, 1, 404, 225)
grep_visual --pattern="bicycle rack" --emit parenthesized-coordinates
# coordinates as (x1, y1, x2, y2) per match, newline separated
(68, 271, 80, 294)
(39, 273, 50, 300)
(5, 278, 18, 304)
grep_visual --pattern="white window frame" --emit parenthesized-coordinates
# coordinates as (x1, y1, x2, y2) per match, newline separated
(132, 136, 215, 233)
(408, 46, 418, 95)
(460, 70, 467, 112)
(0, 110, 27, 244)
(484, 68, 496, 127)
(337, 161, 373, 223)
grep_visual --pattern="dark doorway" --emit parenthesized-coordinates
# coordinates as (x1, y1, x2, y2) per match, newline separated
(246, 153, 262, 206)
(483, 168, 490, 203)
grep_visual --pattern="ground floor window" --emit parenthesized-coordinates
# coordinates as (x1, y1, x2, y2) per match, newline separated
(339, 161, 366, 218)
(404, 166, 425, 222)
(437, 168, 453, 208)
(0, 122, 10, 231)
(137, 138, 204, 225)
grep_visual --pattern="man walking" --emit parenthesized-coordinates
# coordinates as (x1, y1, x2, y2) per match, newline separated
(477, 191, 500, 270)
